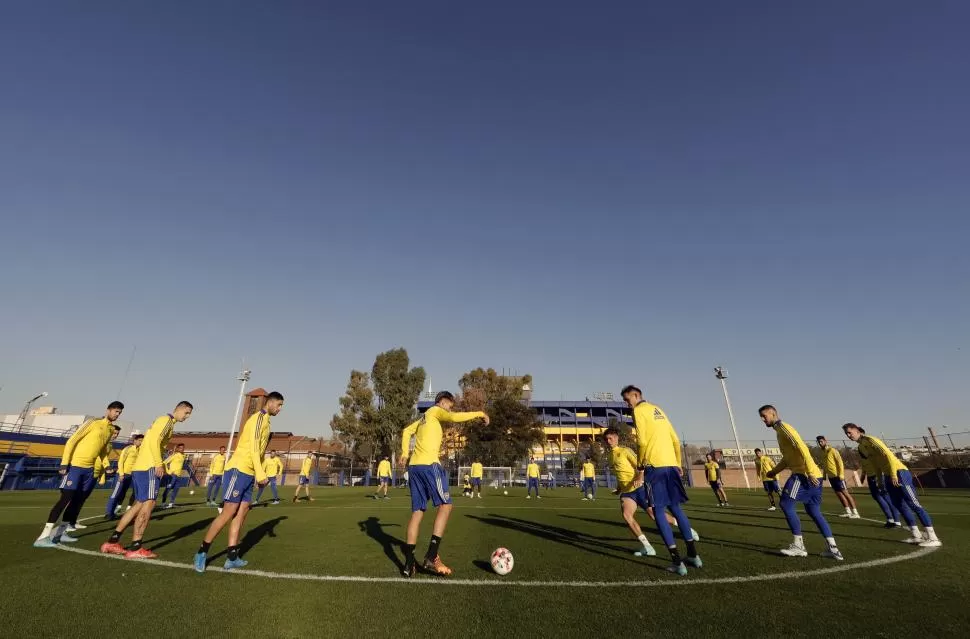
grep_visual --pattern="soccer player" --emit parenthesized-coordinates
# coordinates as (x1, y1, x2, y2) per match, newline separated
(462, 474, 473, 498)
(582, 457, 596, 501)
(100, 402, 194, 559)
(469, 459, 484, 499)
(205, 446, 227, 506)
(399, 390, 488, 577)
(842, 423, 941, 547)
(194, 391, 285, 572)
(293, 451, 315, 502)
(760, 405, 843, 560)
(704, 453, 729, 507)
(754, 448, 781, 511)
(254, 450, 283, 505)
(375, 455, 393, 499)
(34, 401, 125, 547)
(622, 385, 701, 576)
(106, 433, 143, 519)
(858, 449, 903, 528)
(160, 443, 186, 508)
(604, 426, 661, 558)
(526, 458, 541, 499)
(816, 435, 860, 519)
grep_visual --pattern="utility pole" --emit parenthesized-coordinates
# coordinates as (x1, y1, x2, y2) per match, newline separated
(714, 367, 750, 489)
(225, 370, 251, 460)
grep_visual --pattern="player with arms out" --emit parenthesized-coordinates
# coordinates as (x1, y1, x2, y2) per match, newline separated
(106, 433, 142, 520)
(754, 448, 781, 511)
(816, 435, 859, 519)
(399, 391, 488, 577)
(704, 453, 729, 507)
(293, 451, 315, 502)
(622, 385, 701, 576)
(205, 446, 227, 506)
(842, 423, 940, 547)
(469, 459, 484, 499)
(375, 455, 393, 499)
(526, 458, 541, 499)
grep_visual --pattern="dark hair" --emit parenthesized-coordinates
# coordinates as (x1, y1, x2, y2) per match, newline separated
(816, 435, 826, 441)
(842, 422, 865, 434)
(266, 391, 284, 402)
(176, 401, 194, 410)
(706, 452, 713, 459)
(219, 445, 226, 449)
(133, 434, 144, 440)
(603, 427, 620, 438)
(108, 401, 125, 410)
(758, 404, 776, 414)
(175, 442, 184, 448)
(434, 391, 454, 403)
(620, 385, 642, 397)
(111, 424, 121, 431)
(754, 447, 762, 453)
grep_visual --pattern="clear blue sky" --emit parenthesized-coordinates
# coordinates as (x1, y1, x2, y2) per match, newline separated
(1, 2, 967, 443)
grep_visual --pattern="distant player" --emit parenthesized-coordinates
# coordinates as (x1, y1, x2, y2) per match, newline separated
(399, 390, 488, 577)
(254, 450, 283, 505)
(816, 435, 859, 519)
(462, 474, 473, 498)
(704, 454, 729, 507)
(160, 443, 186, 508)
(754, 448, 781, 511)
(293, 451, 315, 502)
(469, 460, 484, 499)
(582, 457, 596, 501)
(760, 405, 843, 560)
(101, 402, 194, 559)
(526, 458, 541, 499)
(375, 455, 392, 499)
(206, 446, 227, 506)
(194, 391, 285, 572)
(622, 385, 701, 576)
(858, 448, 903, 528)
(842, 423, 941, 547)
(34, 401, 125, 547)
(106, 433, 143, 519)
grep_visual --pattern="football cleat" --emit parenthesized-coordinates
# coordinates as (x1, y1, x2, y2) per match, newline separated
(402, 557, 416, 578)
(919, 539, 942, 548)
(821, 548, 844, 561)
(125, 547, 158, 559)
(422, 556, 453, 576)
(224, 557, 248, 570)
(193, 552, 207, 573)
(684, 555, 703, 569)
(666, 562, 688, 576)
(33, 537, 58, 548)
(780, 543, 808, 557)
(100, 542, 126, 555)
(634, 545, 657, 557)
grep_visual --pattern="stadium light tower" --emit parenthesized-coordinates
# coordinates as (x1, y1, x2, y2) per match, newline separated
(225, 370, 251, 460)
(714, 367, 750, 489)
(16, 391, 48, 433)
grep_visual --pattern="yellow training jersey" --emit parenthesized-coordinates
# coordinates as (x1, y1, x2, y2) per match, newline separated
(209, 453, 226, 476)
(821, 446, 845, 479)
(609, 446, 640, 494)
(61, 418, 115, 469)
(632, 401, 682, 469)
(858, 453, 878, 477)
(400, 406, 485, 466)
(858, 435, 908, 477)
(93, 453, 111, 481)
(134, 414, 176, 472)
(377, 460, 392, 478)
(164, 452, 185, 476)
(226, 410, 272, 482)
(582, 462, 595, 480)
(300, 457, 313, 477)
(118, 444, 139, 475)
(704, 461, 719, 482)
(470, 462, 483, 479)
(263, 456, 283, 477)
(527, 462, 540, 478)
(772, 422, 822, 479)
(755, 455, 776, 481)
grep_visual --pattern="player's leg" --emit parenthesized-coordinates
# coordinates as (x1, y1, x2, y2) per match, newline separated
(868, 477, 894, 524)
(106, 476, 125, 518)
(224, 501, 253, 567)
(897, 471, 940, 546)
(402, 466, 430, 577)
(167, 477, 182, 506)
(254, 483, 265, 503)
(270, 478, 279, 502)
(122, 471, 162, 557)
(778, 475, 808, 556)
(621, 495, 655, 556)
(421, 464, 454, 575)
(803, 480, 841, 559)
(717, 485, 729, 505)
(35, 484, 77, 545)
(63, 484, 95, 531)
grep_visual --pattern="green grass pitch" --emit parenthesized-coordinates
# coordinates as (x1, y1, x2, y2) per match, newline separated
(1, 486, 968, 637)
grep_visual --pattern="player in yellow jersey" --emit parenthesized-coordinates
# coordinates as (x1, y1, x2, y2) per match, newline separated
(526, 458, 541, 499)
(100, 402, 194, 559)
(161, 443, 187, 508)
(194, 391, 284, 571)
(857, 447, 903, 528)
(469, 460, 484, 499)
(622, 385, 700, 576)
(816, 435, 859, 519)
(254, 450, 283, 505)
(293, 451, 315, 502)
(105, 433, 143, 519)
(375, 455, 393, 499)
(581, 458, 596, 501)
(205, 446, 227, 506)
(704, 454, 729, 507)
(462, 474, 473, 498)
(754, 448, 781, 511)
(34, 401, 124, 547)
(842, 423, 941, 547)
(760, 405, 843, 560)
(399, 391, 488, 577)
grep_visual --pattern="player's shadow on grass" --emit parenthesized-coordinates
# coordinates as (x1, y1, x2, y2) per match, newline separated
(207, 516, 289, 561)
(358, 516, 405, 572)
(684, 513, 898, 544)
(75, 508, 196, 539)
(147, 517, 216, 551)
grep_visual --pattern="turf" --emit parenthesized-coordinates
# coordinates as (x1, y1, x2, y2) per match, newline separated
(1, 486, 968, 638)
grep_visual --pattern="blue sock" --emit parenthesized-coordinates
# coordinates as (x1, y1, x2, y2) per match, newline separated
(781, 497, 802, 535)
(654, 509, 677, 547)
(668, 503, 694, 542)
(805, 502, 833, 538)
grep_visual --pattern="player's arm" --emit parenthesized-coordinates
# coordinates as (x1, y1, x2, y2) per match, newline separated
(399, 419, 420, 465)
(716, 465, 723, 483)
(834, 449, 845, 478)
(60, 420, 94, 469)
(252, 419, 268, 484)
(768, 457, 788, 477)
(437, 409, 489, 425)
(669, 425, 683, 471)
(864, 438, 897, 483)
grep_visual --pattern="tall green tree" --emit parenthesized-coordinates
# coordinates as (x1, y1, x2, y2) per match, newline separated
(458, 368, 532, 410)
(330, 370, 378, 461)
(371, 348, 426, 456)
(460, 396, 545, 466)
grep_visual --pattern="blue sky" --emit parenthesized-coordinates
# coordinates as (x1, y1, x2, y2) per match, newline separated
(1, 2, 967, 444)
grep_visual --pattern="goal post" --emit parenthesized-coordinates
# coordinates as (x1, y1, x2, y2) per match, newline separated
(458, 466, 513, 490)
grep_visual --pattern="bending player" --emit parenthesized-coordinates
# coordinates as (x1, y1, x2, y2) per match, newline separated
(293, 451, 315, 502)
(760, 405, 843, 560)
(858, 448, 902, 528)
(703, 454, 728, 507)
(399, 391, 488, 577)
(106, 433, 142, 520)
(754, 448, 781, 511)
(816, 435, 859, 519)
(205, 446, 226, 506)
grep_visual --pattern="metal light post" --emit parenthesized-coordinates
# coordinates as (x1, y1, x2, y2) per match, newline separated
(225, 370, 251, 461)
(714, 367, 750, 489)
(16, 392, 48, 433)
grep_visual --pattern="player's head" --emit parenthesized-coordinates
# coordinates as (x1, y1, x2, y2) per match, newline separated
(754, 447, 763, 458)
(758, 404, 779, 427)
(105, 401, 125, 421)
(175, 443, 185, 452)
(842, 423, 865, 442)
(110, 424, 122, 440)
(620, 385, 642, 408)
(434, 391, 455, 410)
(705, 452, 713, 461)
(133, 433, 144, 446)
(603, 426, 619, 448)
(219, 445, 226, 453)
(265, 391, 285, 416)
(269, 450, 277, 457)
(383, 455, 389, 461)
(306, 451, 314, 458)
(816, 435, 828, 448)
(173, 401, 194, 421)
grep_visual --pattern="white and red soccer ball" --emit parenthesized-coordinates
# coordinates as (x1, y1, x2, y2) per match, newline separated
(490, 547, 514, 575)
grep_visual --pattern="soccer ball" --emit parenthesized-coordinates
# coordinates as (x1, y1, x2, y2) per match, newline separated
(503, 490, 508, 496)
(189, 490, 194, 495)
(490, 547, 514, 576)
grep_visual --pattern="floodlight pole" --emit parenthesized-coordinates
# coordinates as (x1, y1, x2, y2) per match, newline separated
(715, 367, 750, 489)
(225, 370, 251, 461)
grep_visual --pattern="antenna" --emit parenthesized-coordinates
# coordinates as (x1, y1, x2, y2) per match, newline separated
(116, 345, 137, 400)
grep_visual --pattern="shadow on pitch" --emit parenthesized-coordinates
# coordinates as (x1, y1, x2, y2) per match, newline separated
(75, 507, 197, 539)
(147, 516, 216, 551)
(207, 515, 289, 561)
(358, 516, 405, 572)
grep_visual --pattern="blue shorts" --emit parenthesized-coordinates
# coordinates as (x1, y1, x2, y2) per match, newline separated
(208, 474, 223, 486)
(471, 477, 481, 488)
(132, 470, 160, 502)
(408, 463, 451, 511)
(583, 478, 595, 491)
(527, 477, 540, 489)
(620, 485, 652, 510)
(828, 477, 847, 491)
(379, 476, 391, 485)
(222, 468, 256, 504)
(709, 480, 720, 489)
(60, 466, 96, 493)
(886, 470, 924, 508)
(763, 480, 780, 493)
(298, 475, 310, 486)
(782, 474, 823, 505)
(645, 467, 688, 508)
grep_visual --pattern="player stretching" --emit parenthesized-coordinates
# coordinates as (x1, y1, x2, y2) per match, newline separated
(842, 423, 941, 547)
(704, 454, 729, 506)
(160, 443, 186, 508)
(106, 433, 143, 519)
(34, 402, 124, 547)
(254, 450, 283, 505)
(293, 451, 315, 502)
(469, 459, 484, 498)
(816, 435, 859, 519)
(582, 457, 596, 501)
(622, 385, 701, 576)
(754, 448, 781, 511)
(194, 391, 285, 572)
(101, 402, 194, 558)
(859, 449, 902, 528)
(399, 391, 488, 577)
(760, 405, 843, 560)
(526, 458, 541, 499)
(206, 446, 227, 506)
(375, 455, 393, 499)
